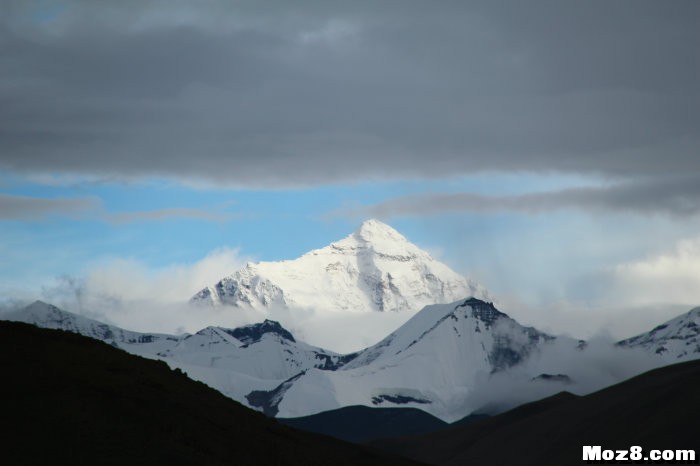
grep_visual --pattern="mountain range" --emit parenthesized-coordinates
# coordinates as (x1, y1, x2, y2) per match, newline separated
(4, 296, 698, 425)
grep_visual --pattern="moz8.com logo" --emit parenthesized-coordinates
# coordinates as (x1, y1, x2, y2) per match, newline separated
(584, 446, 697, 464)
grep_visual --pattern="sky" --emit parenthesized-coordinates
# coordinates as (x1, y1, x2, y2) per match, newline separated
(1, 0, 699, 348)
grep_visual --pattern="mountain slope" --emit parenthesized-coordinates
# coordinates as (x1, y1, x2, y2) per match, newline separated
(10, 299, 695, 426)
(3, 300, 176, 348)
(191, 219, 486, 313)
(0, 321, 420, 466)
(374, 359, 700, 466)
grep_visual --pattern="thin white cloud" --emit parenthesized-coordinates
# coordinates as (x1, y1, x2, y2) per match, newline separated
(498, 234, 700, 341)
(74, 248, 246, 303)
(105, 207, 234, 224)
(38, 248, 256, 333)
(612, 236, 700, 308)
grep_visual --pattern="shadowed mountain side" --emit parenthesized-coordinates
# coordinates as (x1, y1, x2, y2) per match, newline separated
(279, 406, 479, 443)
(0, 321, 421, 466)
(374, 360, 700, 466)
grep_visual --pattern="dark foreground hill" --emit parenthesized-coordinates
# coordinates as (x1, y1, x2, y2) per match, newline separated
(280, 405, 447, 443)
(375, 359, 700, 466)
(280, 406, 487, 444)
(0, 321, 420, 466)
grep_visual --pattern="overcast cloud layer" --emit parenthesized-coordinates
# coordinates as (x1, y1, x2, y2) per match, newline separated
(1, 0, 698, 186)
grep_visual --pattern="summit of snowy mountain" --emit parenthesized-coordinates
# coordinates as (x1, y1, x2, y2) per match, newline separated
(340, 297, 545, 371)
(191, 219, 487, 314)
(346, 219, 413, 254)
(224, 319, 296, 345)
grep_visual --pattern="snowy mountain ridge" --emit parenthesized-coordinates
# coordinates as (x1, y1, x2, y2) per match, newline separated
(3, 301, 177, 347)
(191, 219, 487, 313)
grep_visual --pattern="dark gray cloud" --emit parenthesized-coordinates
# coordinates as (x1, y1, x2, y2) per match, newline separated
(0, 194, 100, 219)
(1, 0, 698, 186)
(0, 193, 233, 222)
(336, 175, 700, 218)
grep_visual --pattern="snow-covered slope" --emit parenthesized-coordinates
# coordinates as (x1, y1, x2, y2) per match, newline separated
(3, 301, 178, 353)
(342, 297, 552, 371)
(191, 219, 486, 313)
(618, 307, 700, 362)
(248, 298, 576, 422)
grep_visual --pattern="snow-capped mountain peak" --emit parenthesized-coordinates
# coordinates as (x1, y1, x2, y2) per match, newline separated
(618, 307, 700, 360)
(341, 219, 412, 253)
(224, 319, 296, 345)
(191, 219, 488, 313)
(357, 218, 404, 238)
(340, 297, 553, 371)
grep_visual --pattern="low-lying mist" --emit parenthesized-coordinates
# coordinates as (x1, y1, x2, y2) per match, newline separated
(465, 336, 665, 416)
